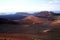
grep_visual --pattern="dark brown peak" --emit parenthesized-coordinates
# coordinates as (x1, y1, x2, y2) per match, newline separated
(39, 11, 54, 14)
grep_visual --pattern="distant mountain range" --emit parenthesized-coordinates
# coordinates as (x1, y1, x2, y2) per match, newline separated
(0, 14, 26, 20)
(0, 11, 60, 20)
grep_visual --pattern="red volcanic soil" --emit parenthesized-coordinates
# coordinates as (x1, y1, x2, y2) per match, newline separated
(49, 20, 60, 27)
(22, 16, 48, 24)
(0, 34, 32, 40)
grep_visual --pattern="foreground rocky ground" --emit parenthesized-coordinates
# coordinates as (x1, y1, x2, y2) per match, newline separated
(0, 14, 60, 40)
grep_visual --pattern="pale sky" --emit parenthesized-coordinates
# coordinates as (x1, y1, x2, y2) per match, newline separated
(0, 0, 60, 13)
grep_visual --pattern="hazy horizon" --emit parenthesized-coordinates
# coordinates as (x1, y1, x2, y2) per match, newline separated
(0, 0, 60, 14)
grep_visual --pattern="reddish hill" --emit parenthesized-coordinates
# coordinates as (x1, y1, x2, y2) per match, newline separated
(21, 16, 48, 24)
(49, 20, 60, 28)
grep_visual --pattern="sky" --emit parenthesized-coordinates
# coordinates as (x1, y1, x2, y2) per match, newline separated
(0, 0, 60, 13)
